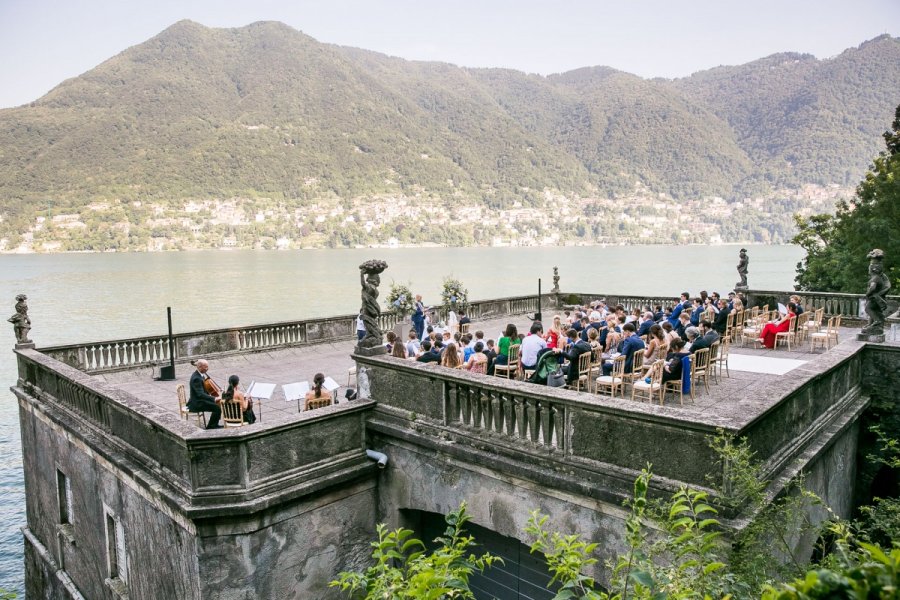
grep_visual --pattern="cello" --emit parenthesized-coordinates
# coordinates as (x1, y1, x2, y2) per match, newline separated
(202, 372, 223, 398)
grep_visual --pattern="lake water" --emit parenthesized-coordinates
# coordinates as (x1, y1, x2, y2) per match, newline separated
(0, 244, 803, 592)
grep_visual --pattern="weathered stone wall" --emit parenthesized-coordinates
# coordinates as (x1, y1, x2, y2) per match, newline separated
(18, 394, 200, 599)
(196, 481, 377, 599)
(371, 439, 627, 584)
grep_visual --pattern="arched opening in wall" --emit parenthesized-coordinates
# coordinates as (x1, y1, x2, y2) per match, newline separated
(404, 509, 560, 600)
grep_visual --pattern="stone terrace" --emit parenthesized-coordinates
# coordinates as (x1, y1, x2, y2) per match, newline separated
(94, 314, 858, 430)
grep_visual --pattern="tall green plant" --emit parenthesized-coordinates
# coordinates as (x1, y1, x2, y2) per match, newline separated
(330, 502, 501, 599)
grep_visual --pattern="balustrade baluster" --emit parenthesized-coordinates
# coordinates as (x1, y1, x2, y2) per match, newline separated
(472, 388, 484, 429)
(530, 400, 542, 444)
(540, 402, 552, 446)
(461, 384, 472, 426)
(515, 398, 527, 441)
(483, 390, 495, 431)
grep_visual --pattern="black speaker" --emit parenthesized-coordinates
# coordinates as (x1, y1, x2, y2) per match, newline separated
(159, 365, 176, 381)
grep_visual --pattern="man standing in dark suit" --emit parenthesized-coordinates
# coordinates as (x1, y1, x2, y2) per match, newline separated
(188, 359, 222, 429)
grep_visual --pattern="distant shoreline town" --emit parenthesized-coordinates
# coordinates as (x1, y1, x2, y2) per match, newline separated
(0, 184, 848, 254)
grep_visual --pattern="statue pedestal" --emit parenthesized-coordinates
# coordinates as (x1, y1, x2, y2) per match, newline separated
(734, 285, 749, 294)
(392, 322, 410, 341)
(354, 345, 387, 357)
(14, 342, 35, 350)
(857, 333, 886, 343)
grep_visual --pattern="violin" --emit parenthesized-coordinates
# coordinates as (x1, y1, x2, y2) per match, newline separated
(202, 373, 222, 397)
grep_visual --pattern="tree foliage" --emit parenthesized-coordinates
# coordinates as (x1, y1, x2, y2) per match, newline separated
(794, 104, 900, 292)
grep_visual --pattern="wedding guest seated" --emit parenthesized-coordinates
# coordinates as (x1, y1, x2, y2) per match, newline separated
(636, 312, 655, 338)
(643, 324, 669, 365)
(520, 322, 547, 371)
(602, 316, 622, 353)
(685, 327, 710, 354)
(459, 311, 471, 327)
(557, 329, 592, 385)
(789, 295, 805, 316)
(484, 339, 498, 374)
(417, 340, 441, 363)
(712, 299, 731, 335)
(462, 334, 475, 361)
(675, 312, 692, 341)
(757, 302, 799, 349)
(699, 319, 719, 344)
(384, 331, 397, 352)
(662, 339, 690, 384)
(468, 330, 484, 349)
(653, 305, 665, 322)
(587, 327, 601, 352)
(441, 342, 463, 368)
(492, 324, 518, 372)
(602, 323, 644, 375)
(391, 342, 408, 359)
(690, 298, 704, 327)
(405, 330, 421, 357)
(464, 342, 488, 374)
(662, 321, 681, 345)
(421, 325, 434, 342)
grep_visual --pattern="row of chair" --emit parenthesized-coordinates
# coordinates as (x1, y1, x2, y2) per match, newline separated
(492, 338, 730, 407)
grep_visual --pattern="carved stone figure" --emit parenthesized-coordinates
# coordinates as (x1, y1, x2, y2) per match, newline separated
(552, 267, 560, 294)
(861, 249, 891, 337)
(358, 259, 388, 350)
(8, 294, 32, 345)
(735, 248, 749, 289)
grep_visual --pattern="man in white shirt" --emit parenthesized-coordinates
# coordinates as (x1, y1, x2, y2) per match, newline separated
(520, 322, 548, 369)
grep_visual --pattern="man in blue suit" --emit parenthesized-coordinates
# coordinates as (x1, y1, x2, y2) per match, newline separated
(603, 323, 644, 375)
(411, 294, 425, 340)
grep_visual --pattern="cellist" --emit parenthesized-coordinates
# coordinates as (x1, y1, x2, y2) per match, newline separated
(188, 359, 222, 429)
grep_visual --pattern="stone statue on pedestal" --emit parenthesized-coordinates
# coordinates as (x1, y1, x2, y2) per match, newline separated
(735, 248, 749, 290)
(552, 267, 560, 294)
(860, 249, 890, 340)
(357, 260, 388, 353)
(8, 294, 33, 346)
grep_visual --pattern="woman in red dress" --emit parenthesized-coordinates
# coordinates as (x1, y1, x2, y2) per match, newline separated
(758, 302, 798, 349)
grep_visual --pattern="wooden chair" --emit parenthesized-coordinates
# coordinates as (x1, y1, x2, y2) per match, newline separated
(569, 352, 592, 392)
(691, 348, 711, 398)
(221, 400, 245, 428)
(632, 361, 664, 404)
(621, 351, 645, 392)
(774, 315, 798, 351)
(802, 308, 825, 342)
(459, 323, 470, 335)
(810, 316, 841, 351)
(493, 344, 520, 379)
(304, 396, 333, 411)
(595, 355, 626, 398)
(711, 336, 730, 379)
(176, 384, 206, 427)
(663, 355, 691, 406)
(589, 346, 604, 383)
(707, 341, 721, 384)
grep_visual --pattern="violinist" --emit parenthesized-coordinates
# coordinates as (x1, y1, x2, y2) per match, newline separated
(222, 374, 256, 424)
(188, 359, 222, 429)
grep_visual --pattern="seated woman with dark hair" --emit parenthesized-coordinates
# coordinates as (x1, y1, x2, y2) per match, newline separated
(304, 372, 332, 410)
(391, 341, 408, 359)
(661, 339, 690, 385)
(464, 342, 488, 374)
(222, 374, 256, 424)
(757, 302, 798, 349)
(441, 342, 462, 368)
(643, 324, 669, 365)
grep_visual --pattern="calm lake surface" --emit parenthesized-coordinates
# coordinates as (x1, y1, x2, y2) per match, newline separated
(0, 244, 802, 591)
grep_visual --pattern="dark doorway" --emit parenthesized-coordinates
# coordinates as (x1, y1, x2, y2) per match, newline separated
(411, 509, 558, 600)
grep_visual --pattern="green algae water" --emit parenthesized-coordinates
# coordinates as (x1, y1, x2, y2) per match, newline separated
(0, 244, 802, 592)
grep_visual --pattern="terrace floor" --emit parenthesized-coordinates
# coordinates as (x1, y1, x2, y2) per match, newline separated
(94, 314, 862, 430)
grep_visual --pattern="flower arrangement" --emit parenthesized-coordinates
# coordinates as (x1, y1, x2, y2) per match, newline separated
(386, 282, 415, 317)
(441, 277, 468, 311)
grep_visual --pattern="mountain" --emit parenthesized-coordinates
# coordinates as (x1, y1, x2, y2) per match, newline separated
(0, 21, 898, 249)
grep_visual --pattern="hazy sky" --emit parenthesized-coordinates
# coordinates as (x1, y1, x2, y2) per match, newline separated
(1, 0, 898, 108)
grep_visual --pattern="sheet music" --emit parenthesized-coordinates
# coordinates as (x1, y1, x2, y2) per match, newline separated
(323, 376, 340, 392)
(246, 381, 276, 400)
(282, 381, 310, 401)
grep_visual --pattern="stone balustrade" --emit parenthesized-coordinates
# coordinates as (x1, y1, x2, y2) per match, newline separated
(356, 340, 871, 505)
(38, 293, 557, 373)
(12, 347, 377, 515)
